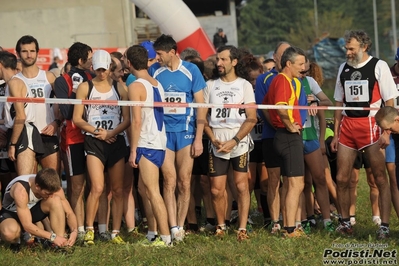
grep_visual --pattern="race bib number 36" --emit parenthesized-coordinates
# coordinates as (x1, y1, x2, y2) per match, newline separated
(344, 80, 369, 102)
(164, 92, 186, 115)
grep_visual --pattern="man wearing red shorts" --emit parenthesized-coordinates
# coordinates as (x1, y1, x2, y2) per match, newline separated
(331, 30, 398, 239)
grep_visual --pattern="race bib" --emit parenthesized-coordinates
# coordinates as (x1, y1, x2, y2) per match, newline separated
(210, 107, 233, 122)
(250, 122, 262, 141)
(164, 92, 186, 115)
(395, 84, 399, 107)
(91, 115, 115, 130)
(344, 80, 369, 102)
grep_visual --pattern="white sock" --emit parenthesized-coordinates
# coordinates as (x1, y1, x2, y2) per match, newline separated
(98, 224, 107, 233)
(78, 226, 85, 233)
(86, 226, 94, 231)
(111, 230, 119, 239)
(160, 235, 171, 245)
(171, 226, 179, 236)
(372, 216, 381, 225)
(147, 231, 157, 241)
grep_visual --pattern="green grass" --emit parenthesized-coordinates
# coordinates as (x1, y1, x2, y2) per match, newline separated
(1, 172, 399, 266)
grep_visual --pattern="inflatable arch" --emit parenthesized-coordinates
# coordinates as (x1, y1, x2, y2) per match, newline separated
(131, 0, 216, 59)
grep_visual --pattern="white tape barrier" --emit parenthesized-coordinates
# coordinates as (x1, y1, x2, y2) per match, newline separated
(0, 96, 382, 111)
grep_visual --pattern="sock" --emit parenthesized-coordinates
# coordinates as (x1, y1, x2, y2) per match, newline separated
(307, 215, 316, 226)
(147, 231, 157, 241)
(98, 224, 107, 234)
(372, 216, 381, 225)
(285, 226, 295, 233)
(188, 223, 199, 231)
(217, 224, 226, 230)
(86, 226, 94, 231)
(160, 235, 172, 245)
(297, 221, 303, 227)
(128, 227, 137, 233)
(323, 219, 332, 227)
(78, 226, 85, 233)
(349, 215, 356, 226)
(238, 228, 246, 232)
(170, 226, 179, 236)
(206, 218, 216, 225)
(111, 230, 119, 239)
(381, 222, 389, 228)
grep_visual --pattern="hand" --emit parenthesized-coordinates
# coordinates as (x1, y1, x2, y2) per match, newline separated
(308, 102, 318, 116)
(211, 138, 222, 150)
(378, 132, 390, 149)
(94, 128, 115, 142)
(41, 122, 57, 136)
(53, 235, 68, 247)
(129, 151, 138, 168)
(330, 136, 338, 153)
(66, 231, 77, 247)
(289, 122, 302, 134)
(217, 139, 236, 154)
(191, 138, 203, 158)
(8, 145, 16, 161)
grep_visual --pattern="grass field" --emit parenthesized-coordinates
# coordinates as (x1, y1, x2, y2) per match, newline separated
(1, 171, 399, 266)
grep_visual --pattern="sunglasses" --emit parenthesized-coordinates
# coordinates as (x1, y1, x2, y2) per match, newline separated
(300, 69, 310, 75)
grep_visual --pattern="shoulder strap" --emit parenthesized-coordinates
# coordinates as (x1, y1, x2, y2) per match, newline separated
(87, 80, 94, 99)
(113, 80, 121, 100)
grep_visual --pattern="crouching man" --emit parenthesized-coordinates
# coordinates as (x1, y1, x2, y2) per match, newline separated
(0, 168, 78, 249)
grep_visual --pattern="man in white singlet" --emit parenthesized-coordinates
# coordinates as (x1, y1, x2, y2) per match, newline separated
(204, 45, 257, 241)
(0, 168, 77, 250)
(73, 50, 130, 245)
(125, 45, 171, 246)
(10, 35, 61, 174)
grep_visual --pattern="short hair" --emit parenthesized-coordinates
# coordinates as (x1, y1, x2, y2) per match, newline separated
(35, 168, 61, 193)
(110, 51, 123, 61)
(344, 30, 372, 52)
(375, 106, 399, 127)
(153, 34, 177, 53)
(0, 51, 17, 70)
(184, 55, 204, 74)
(216, 45, 240, 62)
(281, 46, 306, 69)
(125, 45, 148, 71)
(180, 47, 201, 60)
(15, 35, 39, 55)
(67, 42, 92, 67)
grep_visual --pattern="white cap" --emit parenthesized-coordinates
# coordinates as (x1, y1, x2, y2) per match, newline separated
(92, 50, 111, 70)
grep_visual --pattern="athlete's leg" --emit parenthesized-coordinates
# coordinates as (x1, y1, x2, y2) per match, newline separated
(15, 148, 37, 175)
(175, 145, 194, 227)
(85, 155, 105, 228)
(161, 149, 177, 228)
(107, 158, 125, 232)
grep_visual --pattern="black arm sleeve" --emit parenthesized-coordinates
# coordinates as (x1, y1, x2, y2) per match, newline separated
(54, 76, 74, 120)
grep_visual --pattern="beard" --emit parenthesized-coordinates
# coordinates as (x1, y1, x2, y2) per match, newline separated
(20, 57, 37, 67)
(218, 66, 227, 76)
(346, 50, 363, 67)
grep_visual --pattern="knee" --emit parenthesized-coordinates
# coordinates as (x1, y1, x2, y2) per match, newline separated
(177, 179, 190, 194)
(0, 224, 21, 242)
(90, 184, 105, 197)
(210, 187, 224, 200)
(111, 187, 124, 199)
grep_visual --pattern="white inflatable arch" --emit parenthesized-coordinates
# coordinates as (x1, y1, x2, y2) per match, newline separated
(131, 0, 215, 59)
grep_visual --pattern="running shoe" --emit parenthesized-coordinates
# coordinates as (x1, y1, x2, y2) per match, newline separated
(376, 226, 389, 240)
(84, 230, 95, 245)
(98, 231, 111, 242)
(215, 226, 226, 238)
(324, 221, 335, 233)
(281, 227, 307, 238)
(172, 228, 185, 242)
(301, 222, 311, 235)
(270, 222, 281, 234)
(237, 229, 249, 242)
(111, 234, 126, 244)
(335, 222, 353, 236)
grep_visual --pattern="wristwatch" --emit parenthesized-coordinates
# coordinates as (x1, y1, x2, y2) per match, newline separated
(50, 232, 56, 242)
(9, 142, 16, 147)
